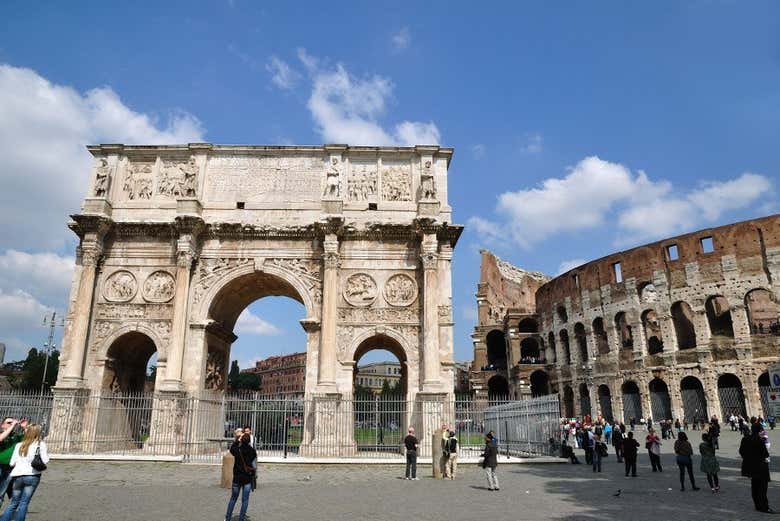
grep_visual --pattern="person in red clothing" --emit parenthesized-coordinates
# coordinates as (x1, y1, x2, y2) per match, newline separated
(645, 428, 662, 472)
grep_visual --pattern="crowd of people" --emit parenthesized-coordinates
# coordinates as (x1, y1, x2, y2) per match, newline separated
(559, 413, 775, 514)
(0, 417, 49, 521)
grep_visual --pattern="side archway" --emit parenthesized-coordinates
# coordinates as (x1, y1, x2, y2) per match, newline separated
(648, 378, 672, 421)
(598, 384, 613, 422)
(680, 376, 708, 423)
(621, 381, 642, 424)
(717, 373, 747, 419)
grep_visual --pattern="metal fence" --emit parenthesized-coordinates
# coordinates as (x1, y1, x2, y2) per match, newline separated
(0, 390, 560, 462)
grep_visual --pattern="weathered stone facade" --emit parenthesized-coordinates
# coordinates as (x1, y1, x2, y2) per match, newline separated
(54, 143, 462, 454)
(473, 216, 780, 423)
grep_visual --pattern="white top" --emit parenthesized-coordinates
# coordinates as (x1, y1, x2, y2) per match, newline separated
(9, 440, 49, 477)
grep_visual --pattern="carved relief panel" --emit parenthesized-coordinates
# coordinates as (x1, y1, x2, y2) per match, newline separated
(347, 160, 378, 202)
(142, 271, 176, 303)
(343, 273, 378, 307)
(122, 160, 155, 200)
(204, 156, 322, 203)
(158, 156, 198, 198)
(383, 273, 417, 307)
(381, 162, 412, 201)
(103, 271, 138, 302)
(93, 157, 112, 197)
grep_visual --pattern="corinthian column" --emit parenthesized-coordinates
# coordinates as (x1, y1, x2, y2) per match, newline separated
(421, 234, 440, 387)
(162, 244, 197, 391)
(318, 233, 339, 388)
(60, 241, 103, 386)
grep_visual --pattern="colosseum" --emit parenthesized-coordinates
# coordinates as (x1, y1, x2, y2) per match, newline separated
(471, 214, 780, 424)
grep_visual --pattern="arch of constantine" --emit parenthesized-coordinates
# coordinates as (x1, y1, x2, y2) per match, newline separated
(52, 143, 462, 457)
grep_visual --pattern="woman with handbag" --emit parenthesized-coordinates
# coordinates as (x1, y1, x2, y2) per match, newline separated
(0, 423, 48, 521)
(225, 432, 258, 521)
(673, 432, 699, 492)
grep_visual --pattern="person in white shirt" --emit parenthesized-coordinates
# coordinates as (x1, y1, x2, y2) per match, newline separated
(0, 424, 48, 521)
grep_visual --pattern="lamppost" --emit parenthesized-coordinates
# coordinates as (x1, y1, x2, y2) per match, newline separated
(41, 311, 64, 392)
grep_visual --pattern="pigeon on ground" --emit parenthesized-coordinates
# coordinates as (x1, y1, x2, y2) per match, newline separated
(613, 489, 621, 497)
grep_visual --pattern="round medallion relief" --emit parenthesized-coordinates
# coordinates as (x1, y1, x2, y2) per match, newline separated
(143, 271, 176, 303)
(103, 270, 138, 302)
(343, 273, 378, 307)
(383, 273, 417, 307)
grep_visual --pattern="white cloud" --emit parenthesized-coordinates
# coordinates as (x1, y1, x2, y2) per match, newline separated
(299, 50, 440, 146)
(236, 309, 282, 336)
(471, 144, 486, 159)
(0, 250, 74, 303)
(0, 64, 204, 251)
(266, 56, 300, 90)
(557, 259, 587, 275)
(0, 289, 52, 361)
(472, 155, 774, 248)
(391, 27, 411, 52)
(520, 132, 543, 154)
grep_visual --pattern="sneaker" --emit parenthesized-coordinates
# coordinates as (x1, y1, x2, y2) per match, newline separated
(405, 477, 410, 480)
(715, 486, 720, 492)
(412, 477, 419, 480)
(692, 487, 700, 491)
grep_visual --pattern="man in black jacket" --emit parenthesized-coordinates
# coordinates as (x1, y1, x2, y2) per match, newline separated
(622, 431, 640, 477)
(740, 423, 773, 513)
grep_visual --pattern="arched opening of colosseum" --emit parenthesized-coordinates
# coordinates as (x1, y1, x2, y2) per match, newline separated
(103, 331, 158, 394)
(518, 318, 538, 333)
(206, 271, 308, 394)
(641, 310, 664, 355)
(487, 374, 509, 401)
(559, 329, 571, 364)
(614, 312, 633, 350)
(485, 330, 507, 370)
(621, 381, 643, 423)
(759, 372, 771, 417)
(562, 385, 574, 419)
(574, 322, 588, 362)
(705, 295, 734, 338)
(639, 282, 658, 304)
(592, 317, 609, 355)
(353, 335, 407, 398)
(529, 370, 550, 397)
(648, 378, 672, 421)
(352, 335, 407, 453)
(671, 301, 697, 350)
(680, 376, 708, 423)
(99, 332, 158, 451)
(547, 332, 557, 363)
(717, 373, 747, 419)
(557, 305, 568, 323)
(579, 383, 591, 417)
(520, 337, 541, 364)
(745, 288, 778, 334)
(598, 384, 613, 422)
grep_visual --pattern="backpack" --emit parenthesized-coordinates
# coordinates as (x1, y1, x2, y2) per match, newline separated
(448, 437, 457, 454)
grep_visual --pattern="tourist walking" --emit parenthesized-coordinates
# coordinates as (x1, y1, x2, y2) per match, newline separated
(0, 418, 25, 506)
(444, 430, 458, 479)
(623, 432, 639, 477)
(404, 427, 419, 480)
(225, 432, 257, 521)
(612, 424, 624, 463)
(740, 422, 773, 513)
(0, 423, 48, 521)
(709, 416, 720, 450)
(592, 430, 603, 473)
(699, 432, 720, 493)
(674, 432, 699, 492)
(645, 428, 662, 472)
(481, 431, 499, 491)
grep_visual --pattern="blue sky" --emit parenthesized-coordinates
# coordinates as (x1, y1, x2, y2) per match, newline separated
(0, 1, 778, 368)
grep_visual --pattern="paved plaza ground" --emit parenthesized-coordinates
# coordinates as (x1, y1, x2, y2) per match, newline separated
(17, 431, 780, 520)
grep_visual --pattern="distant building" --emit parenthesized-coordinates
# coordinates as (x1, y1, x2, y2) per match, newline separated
(355, 361, 402, 394)
(453, 361, 472, 394)
(243, 352, 306, 395)
(0, 343, 5, 366)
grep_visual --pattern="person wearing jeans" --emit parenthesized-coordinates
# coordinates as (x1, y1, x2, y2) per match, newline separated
(482, 431, 500, 491)
(225, 432, 257, 521)
(646, 429, 662, 472)
(0, 423, 47, 521)
(674, 432, 699, 492)
(403, 427, 418, 480)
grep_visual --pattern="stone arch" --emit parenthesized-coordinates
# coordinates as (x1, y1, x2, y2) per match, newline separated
(598, 384, 613, 422)
(615, 312, 633, 350)
(717, 372, 746, 419)
(517, 318, 539, 333)
(745, 288, 778, 335)
(102, 330, 159, 394)
(680, 375, 708, 423)
(574, 322, 588, 362)
(557, 305, 568, 323)
(520, 337, 541, 363)
(487, 374, 509, 400)
(638, 282, 658, 304)
(705, 295, 734, 338)
(529, 370, 550, 397)
(547, 331, 557, 363)
(648, 377, 672, 420)
(621, 380, 642, 423)
(759, 372, 772, 418)
(352, 333, 408, 397)
(562, 385, 574, 418)
(97, 322, 167, 365)
(671, 301, 697, 349)
(641, 309, 664, 355)
(579, 382, 591, 417)
(592, 317, 609, 355)
(559, 329, 571, 364)
(485, 330, 507, 369)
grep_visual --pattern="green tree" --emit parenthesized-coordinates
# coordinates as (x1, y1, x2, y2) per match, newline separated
(228, 360, 241, 389)
(16, 348, 59, 390)
(232, 372, 261, 390)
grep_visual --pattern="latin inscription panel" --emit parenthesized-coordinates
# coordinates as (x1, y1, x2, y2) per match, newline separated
(204, 156, 323, 203)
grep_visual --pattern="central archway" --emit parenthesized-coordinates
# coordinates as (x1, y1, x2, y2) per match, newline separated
(648, 378, 672, 421)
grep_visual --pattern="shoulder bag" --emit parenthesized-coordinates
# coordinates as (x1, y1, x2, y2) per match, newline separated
(237, 447, 257, 491)
(31, 445, 47, 472)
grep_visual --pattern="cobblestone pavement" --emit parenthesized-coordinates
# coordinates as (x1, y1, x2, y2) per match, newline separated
(16, 431, 780, 520)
